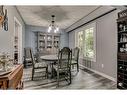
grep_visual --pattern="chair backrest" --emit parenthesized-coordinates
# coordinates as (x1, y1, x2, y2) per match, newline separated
(35, 52, 42, 62)
(73, 47, 80, 62)
(72, 48, 75, 56)
(58, 47, 72, 70)
(24, 47, 32, 59)
(29, 48, 36, 68)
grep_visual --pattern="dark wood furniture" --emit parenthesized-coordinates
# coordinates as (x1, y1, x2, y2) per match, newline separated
(117, 9, 127, 89)
(36, 32, 60, 55)
(30, 48, 48, 80)
(54, 47, 72, 87)
(0, 64, 23, 89)
(71, 47, 80, 72)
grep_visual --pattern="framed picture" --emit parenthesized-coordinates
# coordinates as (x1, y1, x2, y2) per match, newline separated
(0, 6, 4, 27)
(0, 6, 8, 31)
(0, 15, 4, 26)
(3, 9, 8, 31)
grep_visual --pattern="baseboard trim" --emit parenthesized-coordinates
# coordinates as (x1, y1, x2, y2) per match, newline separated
(80, 65, 117, 82)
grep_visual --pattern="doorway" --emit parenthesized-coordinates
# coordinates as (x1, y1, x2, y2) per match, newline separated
(14, 17, 22, 64)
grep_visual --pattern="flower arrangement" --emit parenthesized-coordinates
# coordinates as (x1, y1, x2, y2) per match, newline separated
(0, 52, 10, 71)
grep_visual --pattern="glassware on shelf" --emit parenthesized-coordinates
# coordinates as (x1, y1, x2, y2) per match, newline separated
(119, 24, 123, 31)
(120, 34, 127, 42)
(124, 25, 126, 31)
(123, 35, 126, 42)
(118, 82, 123, 87)
(120, 47, 124, 52)
(123, 34, 127, 42)
(48, 37, 50, 40)
(119, 66, 122, 69)
(44, 36, 45, 40)
(54, 36, 59, 41)
(47, 36, 52, 41)
(120, 35, 123, 42)
(120, 44, 125, 52)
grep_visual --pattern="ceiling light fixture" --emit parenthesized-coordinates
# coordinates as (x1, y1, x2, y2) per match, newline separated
(48, 15, 59, 33)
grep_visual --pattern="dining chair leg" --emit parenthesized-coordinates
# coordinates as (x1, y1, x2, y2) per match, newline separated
(77, 63, 79, 72)
(46, 66, 48, 79)
(57, 71, 59, 87)
(69, 70, 72, 84)
(24, 61, 27, 68)
(31, 69, 34, 80)
(52, 63, 54, 78)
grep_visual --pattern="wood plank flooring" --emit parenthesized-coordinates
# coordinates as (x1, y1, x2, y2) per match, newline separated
(23, 66, 117, 89)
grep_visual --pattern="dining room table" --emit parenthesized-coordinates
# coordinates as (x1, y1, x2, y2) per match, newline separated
(40, 54, 58, 62)
(40, 54, 74, 78)
(40, 54, 58, 78)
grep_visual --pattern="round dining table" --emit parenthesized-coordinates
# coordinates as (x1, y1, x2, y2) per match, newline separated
(40, 54, 74, 78)
(40, 54, 58, 62)
(40, 54, 58, 78)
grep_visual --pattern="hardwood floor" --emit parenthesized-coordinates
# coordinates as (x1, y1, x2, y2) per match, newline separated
(23, 66, 117, 89)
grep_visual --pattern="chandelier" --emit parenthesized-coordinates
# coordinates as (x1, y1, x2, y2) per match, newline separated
(48, 15, 59, 33)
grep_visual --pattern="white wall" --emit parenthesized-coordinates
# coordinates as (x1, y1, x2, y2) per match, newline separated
(68, 6, 120, 80)
(0, 6, 25, 60)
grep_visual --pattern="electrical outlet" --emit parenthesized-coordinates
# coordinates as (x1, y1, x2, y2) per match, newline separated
(101, 64, 104, 68)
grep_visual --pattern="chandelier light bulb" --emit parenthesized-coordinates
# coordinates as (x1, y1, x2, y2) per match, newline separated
(56, 27, 59, 32)
(48, 26, 52, 33)
(47, 15, 59, 33)
(54, 29, 57, 33)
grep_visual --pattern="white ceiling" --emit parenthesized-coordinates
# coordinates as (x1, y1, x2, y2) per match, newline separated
(17, 6, 99, 29)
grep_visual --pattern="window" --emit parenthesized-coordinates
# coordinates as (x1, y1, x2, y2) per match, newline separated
(75, 22, 96, 61)
(77, 31, 83, 56)
(84, 27, 94, 58)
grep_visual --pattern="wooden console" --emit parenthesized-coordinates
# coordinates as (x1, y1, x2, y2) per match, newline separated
(0, 64, 23, 89)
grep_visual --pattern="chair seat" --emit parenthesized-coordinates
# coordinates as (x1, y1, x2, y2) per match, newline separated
(71, 60, 77, 64)
(53, 65, 69, 72)
(34, 62, 47, 68)
(25, 58, 32, 62)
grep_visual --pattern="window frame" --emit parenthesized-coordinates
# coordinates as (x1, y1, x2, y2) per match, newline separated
(75, 22, 96, 62)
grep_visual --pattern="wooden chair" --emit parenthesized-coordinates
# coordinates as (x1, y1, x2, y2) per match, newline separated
(24, 47, 32, 68)
(30, 49, 48, 80)
(54, 47, 72, 87)
(71, 47, 80, 72)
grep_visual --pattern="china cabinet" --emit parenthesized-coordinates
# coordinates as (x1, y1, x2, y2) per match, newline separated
(36, 32, 60, 55)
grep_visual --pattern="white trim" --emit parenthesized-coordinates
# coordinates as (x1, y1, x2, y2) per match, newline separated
(14, 17, 23, 64)
(80, 64, 117, 82)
